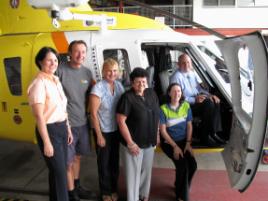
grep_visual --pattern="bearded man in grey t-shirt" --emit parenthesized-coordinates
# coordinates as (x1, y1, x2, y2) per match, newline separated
(56, 40, 96, 201)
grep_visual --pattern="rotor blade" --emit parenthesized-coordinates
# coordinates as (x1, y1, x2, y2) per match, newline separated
(119, 0, 226, 39)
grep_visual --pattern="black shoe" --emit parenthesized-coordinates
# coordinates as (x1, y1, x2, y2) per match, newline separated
(210, 133, 226, 144)
(76, 186, 97, 200)
(69, 190, 80, 201)
(201, 136, 220, 148)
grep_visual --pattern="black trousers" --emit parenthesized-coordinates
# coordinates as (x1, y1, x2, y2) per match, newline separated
(36, 121, 68, 201)
(191, 98, 222, 142)
(94, 130, 120, 196)
(161, 140, 197, 200)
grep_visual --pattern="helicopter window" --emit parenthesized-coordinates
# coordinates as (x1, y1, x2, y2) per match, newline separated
(103, 49, 131, 87)
(4, 57, 22, 96)
(203, 0, 235, 6)
(59, 53, 69, 63)
(196, 43, 230, 83)
(238, 43, 254, 115)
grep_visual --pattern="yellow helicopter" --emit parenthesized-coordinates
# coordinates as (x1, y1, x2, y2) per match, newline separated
(0, 0, 268, 191)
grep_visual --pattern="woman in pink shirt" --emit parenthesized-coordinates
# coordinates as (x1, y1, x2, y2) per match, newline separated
(28, 47, 73, 201)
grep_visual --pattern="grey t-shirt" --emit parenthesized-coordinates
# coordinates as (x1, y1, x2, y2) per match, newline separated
(56, 62, 92, 127)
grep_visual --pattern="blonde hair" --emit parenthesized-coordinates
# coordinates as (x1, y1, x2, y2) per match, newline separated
(102, 58, 119, 74)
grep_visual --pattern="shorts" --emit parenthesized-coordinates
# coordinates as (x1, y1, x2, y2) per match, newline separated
(67, 124, 91, 165)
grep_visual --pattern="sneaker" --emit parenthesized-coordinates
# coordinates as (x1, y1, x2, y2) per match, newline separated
(76, 186, 97, 199)
(210, 133, 227, 144)
(69, 190, 80, 201)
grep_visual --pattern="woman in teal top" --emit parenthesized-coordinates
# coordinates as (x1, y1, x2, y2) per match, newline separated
(159, 83, 197, 201)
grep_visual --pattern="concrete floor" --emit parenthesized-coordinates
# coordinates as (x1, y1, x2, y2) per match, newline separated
(0, 139, 268, 201)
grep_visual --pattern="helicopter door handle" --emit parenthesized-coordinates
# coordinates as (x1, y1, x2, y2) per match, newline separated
(1, 102, 7, 112)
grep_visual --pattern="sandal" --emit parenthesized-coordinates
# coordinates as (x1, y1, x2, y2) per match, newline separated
(102, 195, 112, 201)
(111, 193, 118, 201)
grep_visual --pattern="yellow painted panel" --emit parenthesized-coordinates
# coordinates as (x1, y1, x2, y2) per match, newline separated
(0, 0, 169, 36)
(0, 33, 57, 143)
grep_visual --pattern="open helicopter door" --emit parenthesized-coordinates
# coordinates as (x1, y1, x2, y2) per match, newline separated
(216, 32, 268, 191)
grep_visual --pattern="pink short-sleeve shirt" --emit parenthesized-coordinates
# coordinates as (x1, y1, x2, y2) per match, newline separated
(27, 72, 68, 124)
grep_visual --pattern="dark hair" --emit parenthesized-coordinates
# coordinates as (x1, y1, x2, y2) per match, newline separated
(166, 83, 185, 104)
(130, 67, 148, 82)
(68, 40, 87, 53)
(35, 47, 60, 70)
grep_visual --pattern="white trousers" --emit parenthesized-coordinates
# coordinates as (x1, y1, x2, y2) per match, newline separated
(120, 144, 155, 201)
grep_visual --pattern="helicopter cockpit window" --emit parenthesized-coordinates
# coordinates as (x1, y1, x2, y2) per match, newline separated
(197, 43, 230, 83)
(59, 54, 69, 63)
(103, 49, 131, 87)
(4, 57, 22, 96)
(238, 43, 254, 115)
